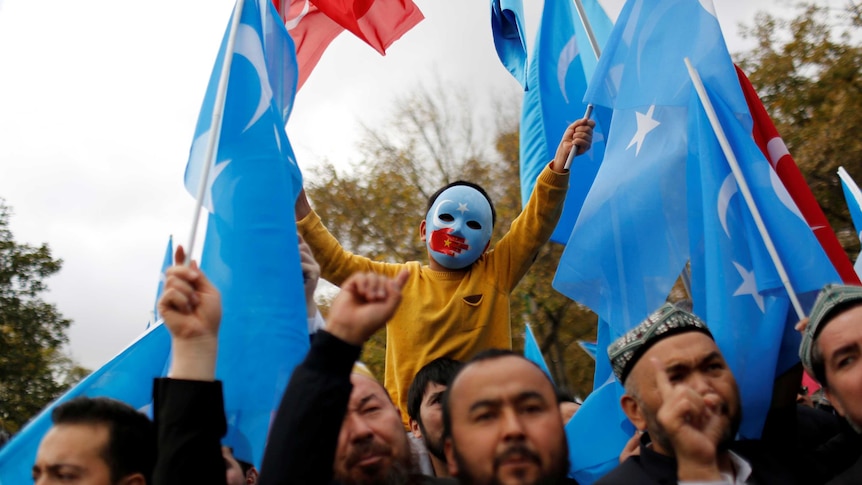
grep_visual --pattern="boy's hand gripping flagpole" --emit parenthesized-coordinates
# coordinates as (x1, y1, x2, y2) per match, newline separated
(685, 57, 805, 319)
(185, 0, 246, 265)
(564, 0, 602, 170)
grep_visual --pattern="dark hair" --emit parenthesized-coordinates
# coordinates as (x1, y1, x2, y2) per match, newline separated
(407, 358, 463, 424)
(52, 396, 155, 483)
(441, 349, 556, 439)
(812, 300, 862, 387)
(426, 181, 496, 227)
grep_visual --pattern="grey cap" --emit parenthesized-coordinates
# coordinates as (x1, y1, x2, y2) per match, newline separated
(608, 303, 712, 384)
(799, 284, 862, 377)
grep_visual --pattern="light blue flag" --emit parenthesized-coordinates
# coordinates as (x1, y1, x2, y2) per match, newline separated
(0, 325, 171, 484)
(687, 87, 840, 438)
(523, 323, 553, 382)
(183, 0, 308, 466)
(150, 235, 173, 328)
(565, 317, 633, 483)
(577, 340, 597, 360)
(838, 166, 862, 277)
(555, 1, 747, 479)
(566, 376, 634, 484)
(554, 0, 749, 331)
(491, 0, 528, 88)
(519, 0, 612, 244)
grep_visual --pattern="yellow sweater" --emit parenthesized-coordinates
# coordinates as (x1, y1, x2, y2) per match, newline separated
(297, 164, 569, 426)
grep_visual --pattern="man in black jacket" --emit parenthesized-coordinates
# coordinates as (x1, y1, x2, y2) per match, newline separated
(154, 245, 450, 485)
(258, 269, 455, 485)
(596, 303, 794, 485)
(798, 284, 862, 484)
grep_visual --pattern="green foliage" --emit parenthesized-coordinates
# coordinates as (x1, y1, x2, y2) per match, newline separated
(306, 84, 598, 397)
(0, 199, 83, 433)
(738, 2, 862, 257)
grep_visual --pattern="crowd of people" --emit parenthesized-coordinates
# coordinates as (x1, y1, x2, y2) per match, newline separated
(22, 117, 862, 485)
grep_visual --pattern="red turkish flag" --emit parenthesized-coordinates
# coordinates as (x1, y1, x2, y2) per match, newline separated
(273, 0, 424, 89)
(735, 65, 860, 285)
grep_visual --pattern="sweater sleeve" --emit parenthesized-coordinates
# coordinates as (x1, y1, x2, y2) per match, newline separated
(152, 378, 227, 485)
(258, 330, 362, 485)
(491, 163, 569, 291)
(297, 210, 406, 285)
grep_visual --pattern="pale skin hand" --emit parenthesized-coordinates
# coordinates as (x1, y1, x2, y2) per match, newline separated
(552, 118, 596, 172)
(651, 358, 724, 481)
(298, 234, 320, 318)
(159, 245, 222, 381)
(324, 271, 410, 346)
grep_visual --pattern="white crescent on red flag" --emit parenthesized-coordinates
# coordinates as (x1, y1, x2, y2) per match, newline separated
(735, 65, 861, 285)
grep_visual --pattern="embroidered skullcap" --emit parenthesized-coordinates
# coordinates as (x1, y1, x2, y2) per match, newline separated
(608, 303, 713, 384)
(799, 284, 862, 376)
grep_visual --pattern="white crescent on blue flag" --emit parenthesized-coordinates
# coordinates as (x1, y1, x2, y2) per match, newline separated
(519, 0, 613, 245)
(183, 0, 308, 466)
(838, 166, 862, 278)
(687, 85, 839, 438)
(490, 0, 528, 88)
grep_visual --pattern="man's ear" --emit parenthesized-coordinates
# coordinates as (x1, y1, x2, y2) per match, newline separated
(409, 419, 423, 439)
(419, 220, 427, 242)
(444, 437, 459, 476)
(117, 474, 146, 485)
(620, 394, 647, 432)
(246, 467, 259, 485)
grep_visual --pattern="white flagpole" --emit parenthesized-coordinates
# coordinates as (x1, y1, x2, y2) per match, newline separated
(573, 0, 602, 60)
(185, 0, 247, 265)
(685, 57, 805, 319)
(565, 0, 603, 170)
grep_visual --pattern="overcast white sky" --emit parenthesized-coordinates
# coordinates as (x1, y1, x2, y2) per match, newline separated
(0, 0, 839, 370)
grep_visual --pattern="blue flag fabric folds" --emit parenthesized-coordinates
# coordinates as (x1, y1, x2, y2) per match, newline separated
(565, 317, 631, 484)
(184, 0, 308, 466)
(566, 376, 634, 484)
(838, 166, 862, 277)
(687, 87, 840, 438)
(490, 0, 528, 88)
(519, 0, 612, 244)
(523, 323, 553, 382)
(554, 0, 747, 331)
(0, 325, 172, 484)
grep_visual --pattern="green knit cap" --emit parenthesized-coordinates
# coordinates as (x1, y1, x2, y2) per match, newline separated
(799, 284, 862, 376)
(608, 303, 713, 384)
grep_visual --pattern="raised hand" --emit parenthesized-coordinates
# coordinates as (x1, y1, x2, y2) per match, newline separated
(651, 358, 725, 481)
(325, 271, 410, 346)
(159, 245, 222, 381)
(553, 118, 596, 171)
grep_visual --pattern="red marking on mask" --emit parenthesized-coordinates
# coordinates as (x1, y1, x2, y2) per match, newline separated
(429, 228, 469, 256)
